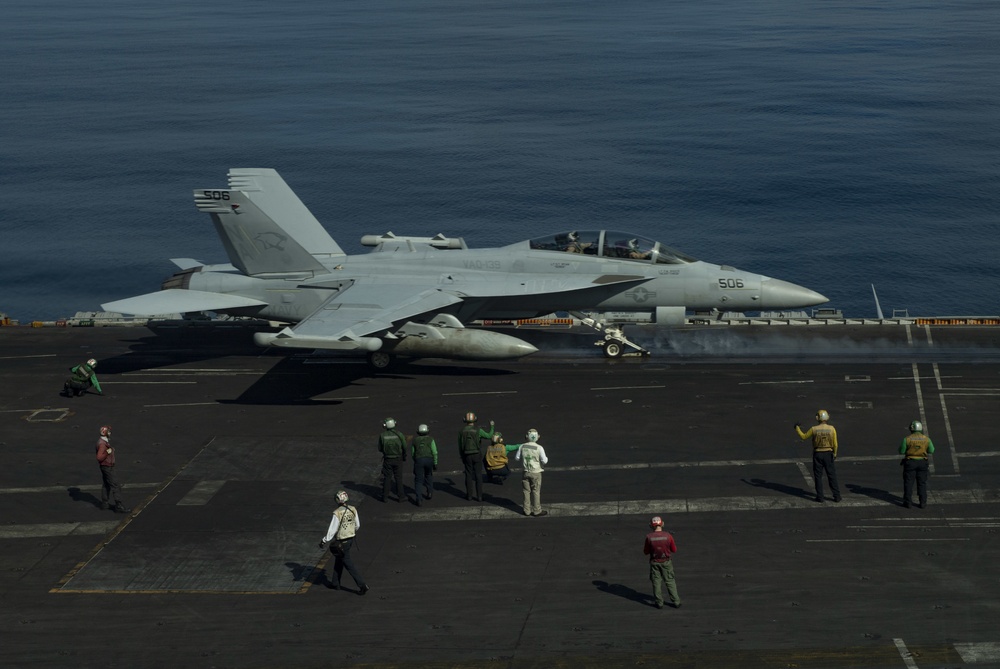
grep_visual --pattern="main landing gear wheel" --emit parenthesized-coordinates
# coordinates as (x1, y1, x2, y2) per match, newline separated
(603, 340, 625, 358)
(367, 351, 394, 370)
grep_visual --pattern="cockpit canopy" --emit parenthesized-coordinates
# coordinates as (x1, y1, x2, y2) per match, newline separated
(528, 230, 697, 265)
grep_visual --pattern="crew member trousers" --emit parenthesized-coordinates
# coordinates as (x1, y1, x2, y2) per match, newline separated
(462, 452, 483, 500)
(413, 457, 434, 503)
(99, 465, 122, 506)
(649, 560, 680, 607)
(522, 470, 543, 515)
(329, 538, 366, 590)
(812, 451, 841, 501)
(381, 457, 404, 501)
(903, 458, 929, 506)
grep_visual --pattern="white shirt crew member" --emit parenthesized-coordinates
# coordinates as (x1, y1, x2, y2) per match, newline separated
(323, 505, 361, 543)
(516, 440, 548, 473)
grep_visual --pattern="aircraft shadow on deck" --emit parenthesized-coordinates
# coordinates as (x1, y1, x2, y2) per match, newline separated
(223, 358, 520, 405)
(93, 325, 520, 405)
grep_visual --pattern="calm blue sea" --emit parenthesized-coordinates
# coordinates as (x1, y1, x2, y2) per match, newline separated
(2, 0, 998, 321)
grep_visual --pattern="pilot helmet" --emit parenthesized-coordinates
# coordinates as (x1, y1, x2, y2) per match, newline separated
(383, 417, 396, 429)
(628, 238, 639, 250)
(417, 424, 429, 435)
(526, 428, 539, 442)
(816, 409, 829, 422)
(910, 420, 923, 433)
(464, 412, 477, 423)
(335, 490, 349, 504)
(568, 231, 579, 242)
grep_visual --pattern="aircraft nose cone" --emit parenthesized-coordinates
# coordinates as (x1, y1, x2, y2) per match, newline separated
(512, 341, 539, 358)
(760, 278, 828, 309)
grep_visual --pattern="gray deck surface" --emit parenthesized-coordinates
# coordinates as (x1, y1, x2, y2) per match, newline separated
(2, 322, 999, 668)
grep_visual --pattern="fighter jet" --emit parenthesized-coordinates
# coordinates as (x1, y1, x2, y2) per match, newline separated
(102, 168, 827, 367)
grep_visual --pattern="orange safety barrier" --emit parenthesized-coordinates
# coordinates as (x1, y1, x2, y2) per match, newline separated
(915, 318, 1000, 326)
(515, 318, 575, 326)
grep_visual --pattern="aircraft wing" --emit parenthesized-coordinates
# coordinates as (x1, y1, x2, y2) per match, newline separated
(255, 273, 650, 351)
(256, 282, 464, 350)
(102, 289, 268, 316)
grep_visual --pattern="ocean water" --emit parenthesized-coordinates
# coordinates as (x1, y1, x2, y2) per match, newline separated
(2, 0, 998, 321)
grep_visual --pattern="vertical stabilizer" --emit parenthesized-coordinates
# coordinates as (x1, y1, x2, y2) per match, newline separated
(227, 168, 345, 258)
(194, 187, 331, 276)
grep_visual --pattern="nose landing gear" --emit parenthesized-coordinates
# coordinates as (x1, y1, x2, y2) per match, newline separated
(573, 314, 649, 358)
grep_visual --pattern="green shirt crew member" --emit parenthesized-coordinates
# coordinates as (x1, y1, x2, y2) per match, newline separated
(459, 411, 494, 502)
(410, 424, 438, 505)
(900, 420, 935, 509)
(378, 417, 407, 503)
(65, 358, 102, 397)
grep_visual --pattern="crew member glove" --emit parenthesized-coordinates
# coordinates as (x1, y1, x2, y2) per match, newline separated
(433, 465, 437, 471)
(794, 423, 801, 429)
(318, 540, 327, 550)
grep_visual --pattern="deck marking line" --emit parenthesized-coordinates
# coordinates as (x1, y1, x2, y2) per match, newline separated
(935, 362, 961, 474)
(894, 638, 919, 669)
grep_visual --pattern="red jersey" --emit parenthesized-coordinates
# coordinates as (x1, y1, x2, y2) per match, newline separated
(644, 530, 677, 563)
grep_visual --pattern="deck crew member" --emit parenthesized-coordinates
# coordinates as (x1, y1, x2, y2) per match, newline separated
(795, 409, 842, 503)
(65, 358, 102, 397)
(410, 423, 438, 505)
(900, 420, 935, 509)
(515, 429, 548, 516)
(95, 425, 130, 513)
(644, 516, 681, 609)
(459, 412, 494, 501)
(319, 490, 369, 595)
(378, 417, 407, 503)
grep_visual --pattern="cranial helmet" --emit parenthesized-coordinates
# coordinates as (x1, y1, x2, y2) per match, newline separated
(492, 432, 503, 444)
(383, 417, 396, 429)
(816, 409, 830, 422)
(99, 425, 112, 437)
(465, 412, 477, 423)
(526, 429, 539, 442)
(910, 420, 923, 433)
(418, 424, 429, 435)
(650, 516, 663, 528)
(336, 490, 349, 504)
(87, 358, 97, 367)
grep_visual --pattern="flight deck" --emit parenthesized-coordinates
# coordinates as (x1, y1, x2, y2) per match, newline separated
(1, 322, 999, 668)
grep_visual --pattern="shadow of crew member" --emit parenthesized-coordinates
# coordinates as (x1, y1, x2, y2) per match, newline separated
(64, 358, 102, 397)
(318, 490, 369, 595)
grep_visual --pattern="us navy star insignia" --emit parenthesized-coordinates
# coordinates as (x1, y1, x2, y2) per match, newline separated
(626, 286, 656, 303)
